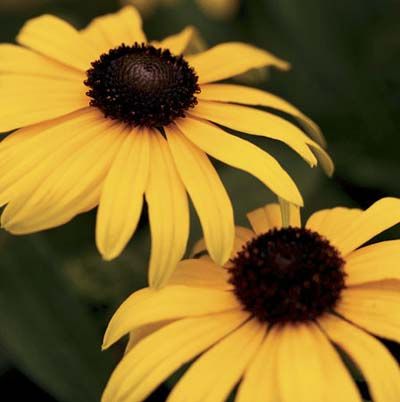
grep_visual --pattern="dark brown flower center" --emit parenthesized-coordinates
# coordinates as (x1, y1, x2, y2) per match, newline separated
(229, 227, 346, 324)
(85, 43, 200, 128)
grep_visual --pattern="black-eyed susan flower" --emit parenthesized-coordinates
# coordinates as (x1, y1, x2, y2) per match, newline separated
(102, 198, 400, 402)
(0, 6, 332, 286)
(122, 0, 181, 16)
(196, 0, 240, 20)
(122, 0, 239, 20)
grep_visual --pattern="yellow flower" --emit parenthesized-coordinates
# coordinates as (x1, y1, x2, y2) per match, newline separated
(196, 0, 240, 20)
(0, 6, 331, 286)
(121, 0, 180, 16)
(102, 198, 400, 402)
(122, 0, 239, 20)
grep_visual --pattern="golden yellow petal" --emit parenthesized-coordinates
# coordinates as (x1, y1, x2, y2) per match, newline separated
(154, 26, 195, 55)
(191, 226, 254, 262)
(96, 127, 151, 261)
(102, 311, 247, 402)
(236, 326, 279, 402)
(0, 108, 103, 209)
(336, 284, 400, 343)
(81, 6, 146, 55)
(17, 14, 99, 71)
(0, 44, 84, 80)
(102, 285, 241, 349)
(124, 321, 170, 354)
(187, 42, 289, 84)
(246, 203, 282, 234)
(231, 226, 256, 257)
(332, 198, 400, 256)
(345, 240, 400, 286)
(1, 118, 125, 234)
(198, 83, 326, 147)
(168, 259, 231, 290)
(276, 323, 361, 402)
(360, 279, 400, 292)
(167, 318, 266, 402)
(145, 133, 190, 288)
(319, 314, 400, 402)
(176, 117, 303, 206)
(191, 100, 320, 169)
(0, 112, 78, 164)
(165, 124, 234, 266)
(279, 197, 301, 227)
(306, 207, 363, 250)
(0, 75, 88, 132)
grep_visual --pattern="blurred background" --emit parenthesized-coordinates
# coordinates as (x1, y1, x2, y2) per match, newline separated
(0, 0, 399, 401)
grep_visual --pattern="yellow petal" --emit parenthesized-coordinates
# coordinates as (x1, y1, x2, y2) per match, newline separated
(187, 42, 289, 84)
(345, 240, 400, 286)
(0, 74, 88, 132)
(279, 197, 301, 227)
(96, 127, 151, 261)
(0, 44, 84, 80)
(246, 203, 282, 234)
(306, 207, 363, 250)
(236, 326, 279, 402)
(165, 124, 234, 265)
(81, 6, 146, 55)
(0, 108, 105, 215)
(363, 279, 400, 292)
(191, 225, 254, 261)
(192, 100, 321, 169)
(168, 318, 266, 402)
(124, 321, 170, 354)
(102, 311, 248, 402)
(0, 112, 77, 163)
(320, 314, 400, 402)
(102, 285, 241, 349)
(17, 14, 99, 71)
(168, 259, 231, 290)
(155, 26, 195, 55)
(336, 284, 400, 343)
(332, 198, 400, 256)
(276, 323, 361, 402)
(145, 133, 190, 288)
(198, 83, 326, 147)
(231, 226, 255, 257)
(1, 119, 125, 234)
(176, 117, 303, 206)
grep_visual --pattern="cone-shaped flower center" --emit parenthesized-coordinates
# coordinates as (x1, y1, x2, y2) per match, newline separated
(230, 227, 346, 324)
(85, 44, 200, 127)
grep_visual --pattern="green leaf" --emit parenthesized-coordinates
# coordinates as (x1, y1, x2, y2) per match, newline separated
(0, 232, 113, 402)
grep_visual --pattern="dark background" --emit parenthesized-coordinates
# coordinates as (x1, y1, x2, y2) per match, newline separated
(0, 0, 399, 401)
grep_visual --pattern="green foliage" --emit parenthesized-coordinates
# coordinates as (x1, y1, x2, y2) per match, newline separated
(0, 233, 113, 402)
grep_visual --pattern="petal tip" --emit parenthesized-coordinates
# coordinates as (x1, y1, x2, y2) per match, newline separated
(96, 239, 122, 262)
(276, 60, 291, 71)
(102, 328, 119, 350)
(101, 253, 116, 262)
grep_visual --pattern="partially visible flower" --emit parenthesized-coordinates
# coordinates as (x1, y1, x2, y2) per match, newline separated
(196, 0, 240, 20)
(0, 6, 331, 286)
(120, 0, 181, 16)
(102, 198, 400, 402)
(121, 0, 239, 20)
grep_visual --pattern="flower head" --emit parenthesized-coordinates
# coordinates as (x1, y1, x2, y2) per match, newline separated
(196, 0, 240, 20)
(0, 6, 332, 286)
(103, 198, 400, 402)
